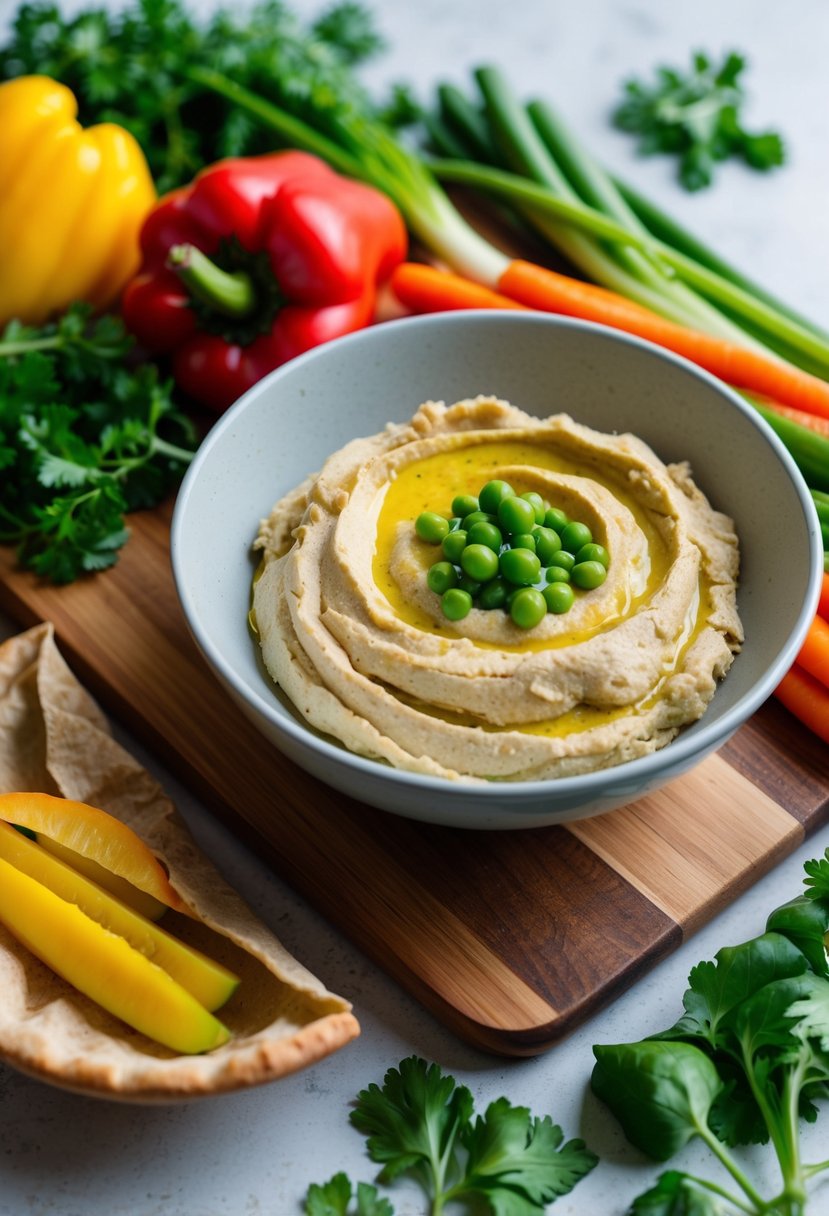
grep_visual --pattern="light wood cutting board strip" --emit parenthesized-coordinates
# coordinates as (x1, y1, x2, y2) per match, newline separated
(569, 754, 804, 935)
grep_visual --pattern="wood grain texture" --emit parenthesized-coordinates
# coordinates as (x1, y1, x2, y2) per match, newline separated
(569, 755, 804, 934)
(1, 508, 827, 1055)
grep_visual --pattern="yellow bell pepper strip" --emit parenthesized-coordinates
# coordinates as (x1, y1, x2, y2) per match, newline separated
(0, 791, 185, 915)
(0, 856, 231, 1054)
(0, 75, 156, 326)
(0, 822, 239, 1011)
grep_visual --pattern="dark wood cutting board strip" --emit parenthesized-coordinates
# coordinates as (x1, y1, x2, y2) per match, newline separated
(1, 507, 827, 1056)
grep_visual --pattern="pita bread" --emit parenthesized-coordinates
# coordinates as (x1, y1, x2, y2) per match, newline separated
(0, 623, 359, 1101)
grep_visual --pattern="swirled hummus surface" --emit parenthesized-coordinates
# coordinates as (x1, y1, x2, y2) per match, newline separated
(252, 397, 742, 782)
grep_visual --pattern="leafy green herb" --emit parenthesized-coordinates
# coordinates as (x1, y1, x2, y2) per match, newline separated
(0, 0, 387, 194)
(304, 1056, 597, 1216)
(305, 1172, 393, 1216)
(0, 303, 196, 583)
(592, 850, 829, 1215)
(612, 51, 785, 191)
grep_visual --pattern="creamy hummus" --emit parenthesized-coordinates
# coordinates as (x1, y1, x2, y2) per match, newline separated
(252, 397, 742, 782)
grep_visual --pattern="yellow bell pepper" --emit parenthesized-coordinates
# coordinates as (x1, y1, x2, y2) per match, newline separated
(0, 75, 157, 326)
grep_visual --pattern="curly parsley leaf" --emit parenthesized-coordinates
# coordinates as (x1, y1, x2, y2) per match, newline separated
(0, 303, 197, 583)
(0, 0, 388, 194)
(613, 50, 785, 191)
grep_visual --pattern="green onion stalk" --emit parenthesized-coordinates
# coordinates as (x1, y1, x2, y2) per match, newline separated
(188, 65, 829, 571)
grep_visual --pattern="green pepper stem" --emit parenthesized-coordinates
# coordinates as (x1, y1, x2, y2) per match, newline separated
(168, 243, 256, 318)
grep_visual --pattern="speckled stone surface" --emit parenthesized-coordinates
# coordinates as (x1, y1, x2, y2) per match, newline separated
(0, 1, 827, 1213)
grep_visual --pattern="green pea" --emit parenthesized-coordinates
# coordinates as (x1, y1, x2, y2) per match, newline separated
(510, 587, 547, 630)
(560, 521, 592, 553)
(461, 543, 499, 583)
(544, 507, 569, 532)
(571, 560, 608, 590)
(553, 549, 576, 571)
(545, 565, 571, 584)
(478, 578, 509, 610)
(461, 510, 498, 529)
(467, 521, 503, 551)
(415, 511, 450, 544)
(534, 526, 562, 566)
(521, 491, 546, 525)
(451, 494, 479, 519)
(457, 573, 482, 597)
(499, 547, 541, 586)
(442, 529, 468, 562)
(576, 542, 610, 568)
(427, 561, 458, 595)
(511, 532, 537, 552)
(497, 494, 537, 536)
(442, 588, 472, 620)
(543, 581, 575, 614)
(478, 479, 514, 515)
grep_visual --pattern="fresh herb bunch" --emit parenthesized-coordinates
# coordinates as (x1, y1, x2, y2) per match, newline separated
(0, 0, 386, 194)
(0, 304, 197, 583)
(305, 1055, 597, 1215)
(592, 849, 829, 1215)
(613, 51, 785, 191)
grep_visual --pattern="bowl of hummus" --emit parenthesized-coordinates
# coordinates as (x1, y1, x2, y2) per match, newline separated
(171, 312, 822, 829)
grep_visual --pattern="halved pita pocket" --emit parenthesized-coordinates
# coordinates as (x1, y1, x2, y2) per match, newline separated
(0, 623, 359, 1101)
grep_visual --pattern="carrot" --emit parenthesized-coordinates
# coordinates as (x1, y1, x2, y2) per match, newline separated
(797, 613, 829, 690)
(497, 260, 829, 423)
(391, 262, 527, 314)
(820, 572, 829, 623)
(774, 663, 829, 744)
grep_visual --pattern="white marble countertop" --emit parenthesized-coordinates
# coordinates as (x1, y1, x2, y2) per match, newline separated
(0, 2, 828, 1214)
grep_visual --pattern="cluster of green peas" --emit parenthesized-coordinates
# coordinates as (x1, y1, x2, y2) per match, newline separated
(414, 479, 610, 630)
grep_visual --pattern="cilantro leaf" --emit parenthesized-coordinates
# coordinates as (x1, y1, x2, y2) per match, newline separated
(595, 854, 829, 1214)
(613, 50, 785, 190)
(662, 933, 809, 1048)
(351, 1056, 595, 1214)
(630, 1170, 737, 1215)
(803, 850, 829, 902)
(305, 1172, 394, 1216)
(457, 1098, 598, 1215)
(351, 1056, 473, 1185)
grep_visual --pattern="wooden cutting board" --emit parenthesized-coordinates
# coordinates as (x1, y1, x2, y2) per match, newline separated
(0, 508, 827, 1056)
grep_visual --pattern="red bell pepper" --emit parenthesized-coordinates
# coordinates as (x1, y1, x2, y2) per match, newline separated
(121, 151, 407, 412)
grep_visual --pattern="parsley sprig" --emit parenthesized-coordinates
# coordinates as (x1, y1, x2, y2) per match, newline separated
(305, 1056, 597, 1216)
(0, 304, 197, 583)
(0, 0, 387, 194)
(613, 51, 785, 191)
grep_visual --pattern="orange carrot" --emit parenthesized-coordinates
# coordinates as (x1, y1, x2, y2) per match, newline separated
(497, 259, 829, 423)
(797, 613, 829, 690)
(391, 262, 527, 314)
(775, 663, 829, 744)
(820, 572, 829, 623)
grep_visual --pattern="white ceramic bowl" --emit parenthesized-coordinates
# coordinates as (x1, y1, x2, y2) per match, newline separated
(171, 312, 822, 830)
